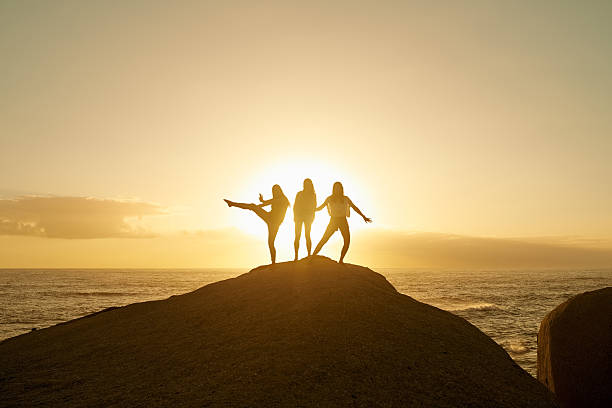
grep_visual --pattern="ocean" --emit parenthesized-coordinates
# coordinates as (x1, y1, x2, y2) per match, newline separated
(1, 266, 610, 377)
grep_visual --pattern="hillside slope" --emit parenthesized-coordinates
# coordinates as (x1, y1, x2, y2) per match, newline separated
(0, 256, 557, 407)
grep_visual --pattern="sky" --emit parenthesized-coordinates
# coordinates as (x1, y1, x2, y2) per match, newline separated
(1, 1, 611, 268)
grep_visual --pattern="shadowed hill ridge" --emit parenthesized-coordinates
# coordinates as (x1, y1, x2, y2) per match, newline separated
(0, 256, 557, 407)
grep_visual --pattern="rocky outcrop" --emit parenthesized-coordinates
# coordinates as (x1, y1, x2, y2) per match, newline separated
(1, 256, 557, 407)
(537, 287, 612, 408)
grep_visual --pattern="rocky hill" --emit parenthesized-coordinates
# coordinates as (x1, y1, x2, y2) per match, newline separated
(0, 256, 557, 407)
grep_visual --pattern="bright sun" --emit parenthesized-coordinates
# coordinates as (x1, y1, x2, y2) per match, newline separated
(229, 158, 368, 258)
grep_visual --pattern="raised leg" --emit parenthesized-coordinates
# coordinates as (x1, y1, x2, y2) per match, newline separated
(225, 200, 270, 223)
(227, 201, 255, 210)
(338, 218, 350, 264)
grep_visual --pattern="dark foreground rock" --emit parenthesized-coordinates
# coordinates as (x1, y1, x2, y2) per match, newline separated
(537, 287, 612, 408)
(1, 256, 557, 407)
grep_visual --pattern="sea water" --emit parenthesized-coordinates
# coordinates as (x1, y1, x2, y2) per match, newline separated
(1, 267, 610, 377)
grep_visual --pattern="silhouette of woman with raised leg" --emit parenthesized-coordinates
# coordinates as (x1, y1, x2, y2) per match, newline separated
(224, 184, 290, 264)
(293, 178, 316, 261)
(312, 182, 371, 264)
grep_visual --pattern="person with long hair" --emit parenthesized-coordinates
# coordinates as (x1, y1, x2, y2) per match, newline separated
(224, 184, 290, 264)
(293, 178, 316, 261)
(312, 181, 371, 263)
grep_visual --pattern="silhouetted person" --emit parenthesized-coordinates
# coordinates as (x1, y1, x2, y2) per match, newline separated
(224, 184, 290, 264)
(293, 178, 317, 261)
(312, 181, 371, 263)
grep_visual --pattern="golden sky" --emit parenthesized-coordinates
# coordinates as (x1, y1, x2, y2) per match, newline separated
(1, 1, 611, 267)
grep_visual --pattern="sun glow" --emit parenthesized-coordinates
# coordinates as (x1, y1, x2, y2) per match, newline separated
(228, 158, 369, 260)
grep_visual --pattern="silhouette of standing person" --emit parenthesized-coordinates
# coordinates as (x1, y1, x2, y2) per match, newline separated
(293, 178, 316, 261)
(312, 182, 371, 263)
(224, 184, 290, 264)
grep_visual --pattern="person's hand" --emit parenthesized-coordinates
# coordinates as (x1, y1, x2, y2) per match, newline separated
(259, 193, 264, 202)
(363, 216, 372, 223)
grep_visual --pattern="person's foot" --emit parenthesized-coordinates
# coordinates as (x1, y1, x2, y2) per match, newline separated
(339, 258, 345, 264)
(294, 257, 298, 262)
(223, 199, 233, 207)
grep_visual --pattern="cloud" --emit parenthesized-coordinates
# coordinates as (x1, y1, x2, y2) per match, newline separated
(351, 230, 612, 268)
(172, 228, 612, 268)
(0, 227, 264, 268)
(1, 225, 611, 268)
(0, 196, 164, 239)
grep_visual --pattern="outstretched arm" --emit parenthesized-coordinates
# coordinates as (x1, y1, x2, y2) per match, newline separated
(347, 197, 372, 223)
(315, 197, 330, 212)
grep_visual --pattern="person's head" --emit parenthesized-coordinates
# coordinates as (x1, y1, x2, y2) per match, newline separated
(272, 184, 290, 206)
(272, 184, 284, 199)
(332, 181, 344, 197)
(303, 178, 315, 195)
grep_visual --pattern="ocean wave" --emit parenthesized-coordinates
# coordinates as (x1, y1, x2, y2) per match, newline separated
(38, 291, 140, 297)
(448, 303, 501, 312)
(505, 343, 529, 354)
(1, 319, 37, 325)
